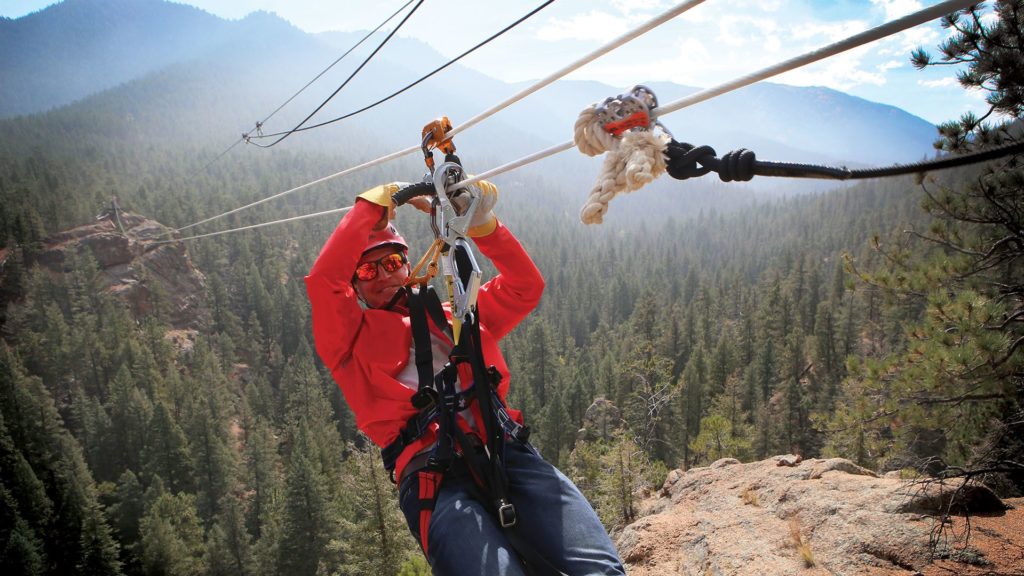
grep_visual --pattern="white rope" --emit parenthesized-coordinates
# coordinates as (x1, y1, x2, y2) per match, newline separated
(456, 0, 977, 212)
(176, 146, 417, 232)
(174, 0, 706, 233)
(157, 206, 353, 244)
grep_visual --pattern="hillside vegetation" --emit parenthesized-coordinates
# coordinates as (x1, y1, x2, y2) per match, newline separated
(0, 1, 1021, 575)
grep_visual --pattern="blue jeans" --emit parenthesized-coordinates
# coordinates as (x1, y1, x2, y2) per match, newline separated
(398, 441, 626, 575)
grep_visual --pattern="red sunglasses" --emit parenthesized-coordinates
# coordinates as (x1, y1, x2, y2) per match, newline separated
(353, 252, 407, 282)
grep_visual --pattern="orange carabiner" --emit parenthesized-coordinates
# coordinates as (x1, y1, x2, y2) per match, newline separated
(421, 117, 456, 172)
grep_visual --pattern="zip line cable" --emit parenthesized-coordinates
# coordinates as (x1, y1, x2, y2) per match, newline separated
(454, 0, 979, 191)
(171, 0, 979, 242)
(251, 0, 558, 140)
(175, 0, 707, 232)
(250, 0, 425, 148)
(152, 207, 354, 245)
(158, 137, 1022, 245)
(193, 0, 418, 174)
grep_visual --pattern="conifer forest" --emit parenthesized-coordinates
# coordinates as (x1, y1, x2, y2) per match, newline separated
(0, 1, 1021, 575)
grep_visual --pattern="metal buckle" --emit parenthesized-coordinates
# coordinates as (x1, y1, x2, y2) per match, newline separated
(497, 500, 517, 528)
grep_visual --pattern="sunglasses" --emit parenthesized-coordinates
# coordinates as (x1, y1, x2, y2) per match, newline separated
(353, 252, 408, 282)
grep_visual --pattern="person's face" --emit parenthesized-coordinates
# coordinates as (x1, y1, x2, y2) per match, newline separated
(353, 246, 410, 309)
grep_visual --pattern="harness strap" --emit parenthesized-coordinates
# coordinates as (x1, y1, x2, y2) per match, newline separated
(387, 275, 561, 574)
(416, 469, 443, 554)
(407, 285, 436, 398)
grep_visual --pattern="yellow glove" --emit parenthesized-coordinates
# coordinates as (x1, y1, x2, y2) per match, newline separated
(451, 179, 499, 237)
(356, 183, 401, 230)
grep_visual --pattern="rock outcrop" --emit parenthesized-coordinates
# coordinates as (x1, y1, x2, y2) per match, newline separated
(618, 455, 1012, 576)
(28, 209, 209, 329)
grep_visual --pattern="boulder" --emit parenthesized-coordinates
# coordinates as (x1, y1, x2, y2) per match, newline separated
(29, 210, 209, 329)
(617, 455, 1011, 576)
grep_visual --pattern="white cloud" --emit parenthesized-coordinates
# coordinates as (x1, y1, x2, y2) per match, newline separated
(779, 48, 887, 90)
(789, 19, 870, 42)
(869, 0, 923, 20)
(918, 77, 959, 88)
(878, 59, 903, 72)
(536, 11, 626, 41)
(609, 0, 669, 17)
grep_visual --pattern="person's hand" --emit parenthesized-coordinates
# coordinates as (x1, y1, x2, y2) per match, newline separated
(407, 195, 432, 214)
(451, 179, 499, 237)
(358, 182, 432, 229)
(357, 183, 400, 229)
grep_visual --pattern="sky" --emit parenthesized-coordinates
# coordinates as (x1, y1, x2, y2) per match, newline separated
(2, 0, 995, 125)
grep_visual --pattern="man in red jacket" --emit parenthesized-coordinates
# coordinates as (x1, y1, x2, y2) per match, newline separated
(306, 181, 624, 575)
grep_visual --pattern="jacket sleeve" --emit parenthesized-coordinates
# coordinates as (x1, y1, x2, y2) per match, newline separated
(304, 200, 387, 371)
(472, 219, 545, 340)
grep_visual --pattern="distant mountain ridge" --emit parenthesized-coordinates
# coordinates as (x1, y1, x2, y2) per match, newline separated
(1, 0, 939, 175)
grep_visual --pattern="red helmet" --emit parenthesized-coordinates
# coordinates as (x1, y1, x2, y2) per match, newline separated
(364, 223, 408, 254)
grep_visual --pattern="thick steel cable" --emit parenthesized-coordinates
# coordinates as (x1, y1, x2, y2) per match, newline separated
(455, 0, 979, 191)
(174, 0, 706, 232)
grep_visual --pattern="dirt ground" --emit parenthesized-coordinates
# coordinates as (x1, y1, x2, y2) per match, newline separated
(919, 497, 1024, 576)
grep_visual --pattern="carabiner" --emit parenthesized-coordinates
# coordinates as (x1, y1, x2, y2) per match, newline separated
(430, 161, 478, 246)
(422, 117, 456, 173)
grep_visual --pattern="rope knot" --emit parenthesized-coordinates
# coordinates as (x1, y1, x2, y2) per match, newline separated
(574, 86, 670, 225)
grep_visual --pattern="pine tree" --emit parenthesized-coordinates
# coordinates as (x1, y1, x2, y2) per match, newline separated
(204, 496, 255, 576)
(829, 2, 1024, 485)
(335, 443, 413, 576)
(138, 492, 205, 576)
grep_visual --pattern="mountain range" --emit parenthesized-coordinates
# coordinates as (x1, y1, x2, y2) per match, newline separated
(1, 0, 941, 178)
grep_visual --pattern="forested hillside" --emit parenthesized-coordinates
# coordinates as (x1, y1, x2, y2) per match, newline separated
(1, 1, 1021, 575)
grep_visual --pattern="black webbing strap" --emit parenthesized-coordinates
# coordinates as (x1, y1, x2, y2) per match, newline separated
(407, 285, 436, 397)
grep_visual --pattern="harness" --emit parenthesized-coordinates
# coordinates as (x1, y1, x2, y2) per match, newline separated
(381, 125, 564, 575)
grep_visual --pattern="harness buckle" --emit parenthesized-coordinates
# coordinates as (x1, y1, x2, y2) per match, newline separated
(411, 387, 439, 410)
(497, 500, 517, 528)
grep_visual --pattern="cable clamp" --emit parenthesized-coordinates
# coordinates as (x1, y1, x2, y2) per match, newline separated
(595, 85, 672, 138)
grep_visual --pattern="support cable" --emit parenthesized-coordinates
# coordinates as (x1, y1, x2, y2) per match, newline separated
(174, 0, 705, 231)
(197, 0, 418, 172)
(251, 0, 559, 140)
(251, 0, 425, 148)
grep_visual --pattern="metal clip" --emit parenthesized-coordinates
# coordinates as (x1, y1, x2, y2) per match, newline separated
(421, 117, 456, 173)
(497, 500, 517, 528)
(431, 162, 478, 245)
(442, 238, 481, 324)
(593, 84, 672, 138)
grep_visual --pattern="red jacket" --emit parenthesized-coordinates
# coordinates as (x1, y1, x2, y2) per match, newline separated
(305, 199, 544, 481)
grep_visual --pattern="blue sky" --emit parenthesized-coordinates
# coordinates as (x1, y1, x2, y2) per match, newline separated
(3, 0, 994, 125)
